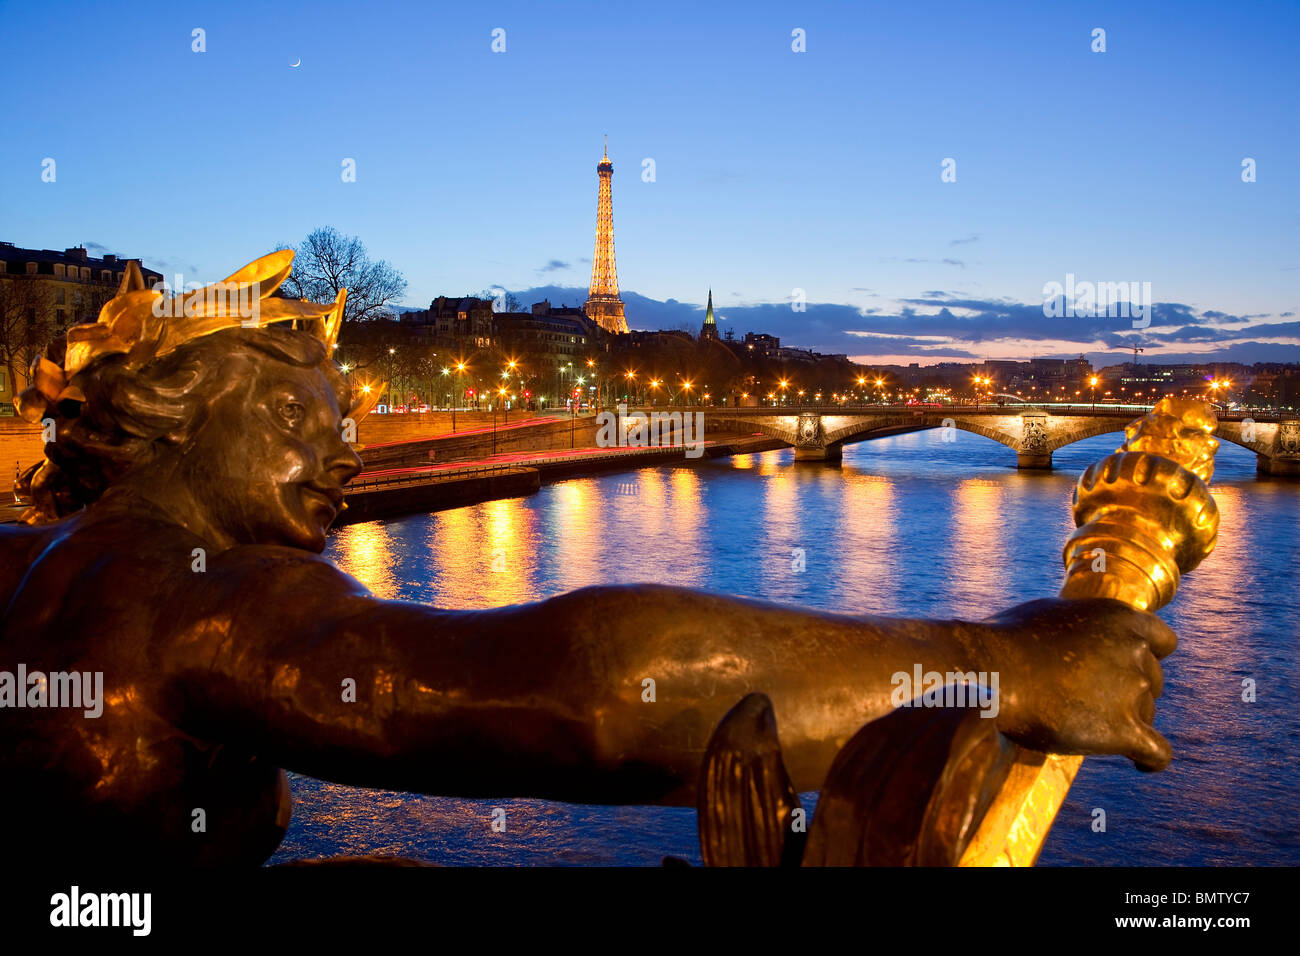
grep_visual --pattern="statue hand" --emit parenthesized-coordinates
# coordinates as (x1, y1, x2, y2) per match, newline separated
(977, 597, 1178, 772)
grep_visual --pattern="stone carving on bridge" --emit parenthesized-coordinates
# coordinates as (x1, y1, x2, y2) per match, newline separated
(792, 411, 840, 461)
(795, 412, 821, 447)
(1276, 421, 1300, 459)
(1020, 414, 1049, 454)
(0, 251, 1212, 866)
(1016, 412, 1052, 469)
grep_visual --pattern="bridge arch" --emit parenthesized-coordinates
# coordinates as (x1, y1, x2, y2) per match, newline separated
(699, 407, 1298, 473)
(1042, 419, 1127, 454)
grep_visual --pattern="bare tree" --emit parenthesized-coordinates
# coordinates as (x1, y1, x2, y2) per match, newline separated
(277, 227, 407, 322)
(475, 288, 525, 313)
(0, 278, 55, 396)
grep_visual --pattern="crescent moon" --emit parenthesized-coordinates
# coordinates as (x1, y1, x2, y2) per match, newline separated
(290, 58, 301, 68)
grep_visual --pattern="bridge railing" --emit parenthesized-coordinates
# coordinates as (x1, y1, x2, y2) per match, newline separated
(349, 443, 745, 493)
(639, 403, 1283, 422)
(348, 463, 526, 493)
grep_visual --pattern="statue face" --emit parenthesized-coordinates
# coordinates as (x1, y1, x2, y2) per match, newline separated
(179, 355, 362, 552)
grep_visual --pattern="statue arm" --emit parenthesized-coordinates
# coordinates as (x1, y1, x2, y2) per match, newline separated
(164, 548, 1174, 803)
(163, 547, 991, 803)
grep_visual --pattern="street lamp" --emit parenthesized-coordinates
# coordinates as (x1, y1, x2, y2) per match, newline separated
(570, 377, 585, 448)
(557, 362, 571, 414)
(452, 362, 468, 432)
(586, 358, 599, 407)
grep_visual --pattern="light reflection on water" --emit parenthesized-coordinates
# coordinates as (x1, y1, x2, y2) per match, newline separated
(272, 430, 1300, 866)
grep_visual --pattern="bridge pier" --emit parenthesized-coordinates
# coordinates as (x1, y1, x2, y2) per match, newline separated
(794, 444, 842, 463)
(1257, 456, 1300, 477)
(1257, 421, 1300, 476)
(1017, 451, 1053, 470)
(1016, 413, 1052, 469)
(792, 412, 842, 463)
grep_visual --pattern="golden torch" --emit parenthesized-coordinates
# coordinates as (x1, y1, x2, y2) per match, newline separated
(959, 397, 1221, 865)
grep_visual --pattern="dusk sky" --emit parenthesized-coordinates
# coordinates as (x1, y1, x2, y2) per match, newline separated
(2, 0, 1296, 366)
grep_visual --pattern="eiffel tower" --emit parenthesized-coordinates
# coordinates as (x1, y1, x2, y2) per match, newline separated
(584, 139, 629, 334)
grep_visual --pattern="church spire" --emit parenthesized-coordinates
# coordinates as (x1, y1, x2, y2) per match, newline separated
(701, 288, 718, 340)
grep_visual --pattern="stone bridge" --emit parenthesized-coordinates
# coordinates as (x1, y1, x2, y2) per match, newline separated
(690, 405, 1300, 473)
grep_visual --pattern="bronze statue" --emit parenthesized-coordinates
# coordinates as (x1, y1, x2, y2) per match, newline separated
(0, 253, 1182, 866)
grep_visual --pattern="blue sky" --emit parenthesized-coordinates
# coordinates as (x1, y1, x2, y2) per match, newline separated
(1, 0, 1296, 365)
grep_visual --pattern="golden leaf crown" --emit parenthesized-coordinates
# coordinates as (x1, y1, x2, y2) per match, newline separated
(17, 250, 382, 423)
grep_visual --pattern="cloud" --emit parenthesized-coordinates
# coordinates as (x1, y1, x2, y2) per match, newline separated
(949, 234, 980, 246)
(538, 259, 570, 273)
(881, 256, 966, 269)
(498, 284, 1300, 365)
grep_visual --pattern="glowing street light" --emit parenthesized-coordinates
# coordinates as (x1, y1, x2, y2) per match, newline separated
(451, 361, 469, 432)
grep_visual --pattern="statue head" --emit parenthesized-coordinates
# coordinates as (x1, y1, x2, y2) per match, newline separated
(17, 252, 373, 552)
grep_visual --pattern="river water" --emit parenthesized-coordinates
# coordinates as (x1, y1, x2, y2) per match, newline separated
(270, 430, 1300, 866)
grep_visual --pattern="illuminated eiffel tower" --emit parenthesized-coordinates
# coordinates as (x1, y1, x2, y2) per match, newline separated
(584, 139, 629, 334)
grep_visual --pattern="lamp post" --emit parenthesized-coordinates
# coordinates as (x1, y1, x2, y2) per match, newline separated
(453, 362, 467, 432)
(557, 362, 571, 415)
(1090, 375, 1099, 410)
(572, 375, 585, 448)
(504, 360, 519, 416)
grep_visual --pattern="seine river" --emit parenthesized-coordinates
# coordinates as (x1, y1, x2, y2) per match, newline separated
(270, 430, 1300, 866)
